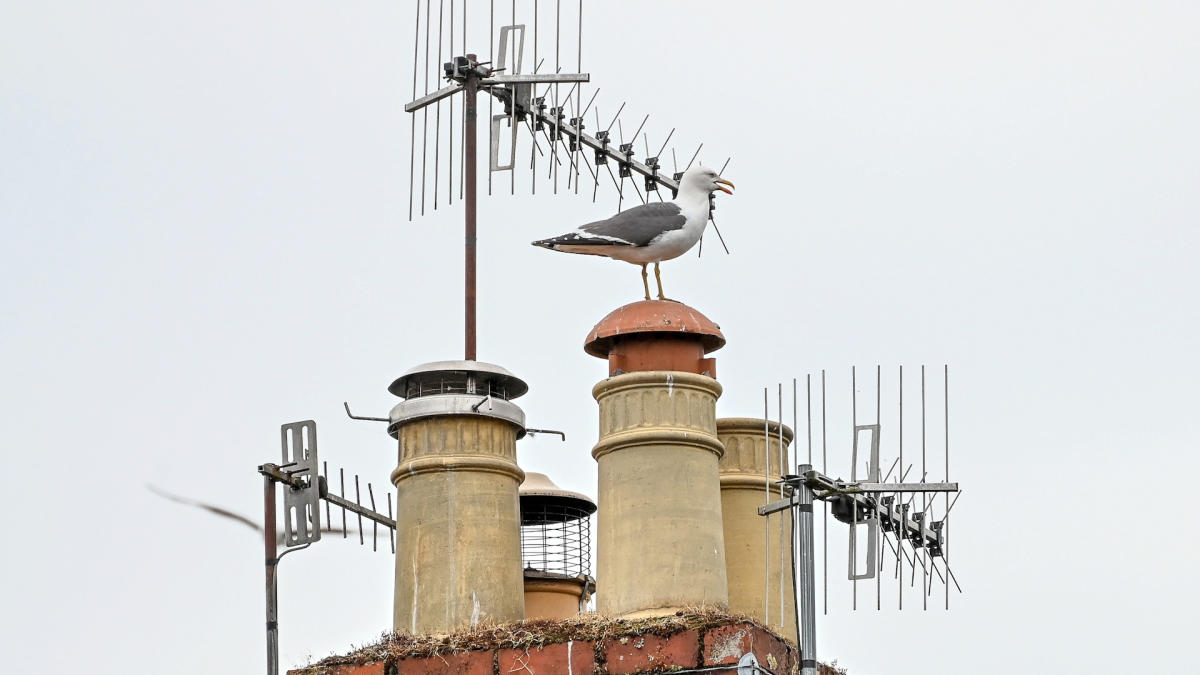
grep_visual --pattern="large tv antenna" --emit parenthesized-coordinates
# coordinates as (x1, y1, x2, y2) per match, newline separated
(403, 0, 728, 360)
(756, 366, 964, 675)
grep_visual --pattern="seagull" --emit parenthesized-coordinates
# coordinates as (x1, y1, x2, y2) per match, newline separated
(532, 164, 734, 300)
(147, 484, 367, 544)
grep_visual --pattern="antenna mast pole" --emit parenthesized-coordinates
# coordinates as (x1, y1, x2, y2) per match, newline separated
(263, 475, 279, 675)
(795, 463, 818, 675)
(404, 21, 589, 359)
(464, 54, 479, 361)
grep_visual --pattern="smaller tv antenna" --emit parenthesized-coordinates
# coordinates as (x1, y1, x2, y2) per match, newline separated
(757, 366, 964, 675)
(258, 420, 398, 675)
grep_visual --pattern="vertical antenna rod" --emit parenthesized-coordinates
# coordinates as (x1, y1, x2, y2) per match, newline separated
(821, 369, 828, 615)
(850, 366, 857, 610)
(762, 388, 771, 626)
(408, 0, 421, 221)
(778, 383, 786, 627)
(921, 364, 928, 610)
(945, 364, 950, 610)
(876, 365, 882, 611)
(899, 364, 904, 610)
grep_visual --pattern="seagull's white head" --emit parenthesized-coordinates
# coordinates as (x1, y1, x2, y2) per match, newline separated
(679, 164, 735, 198)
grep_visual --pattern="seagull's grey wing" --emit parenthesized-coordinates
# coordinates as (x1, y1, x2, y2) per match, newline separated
(578, 202, 686, 246)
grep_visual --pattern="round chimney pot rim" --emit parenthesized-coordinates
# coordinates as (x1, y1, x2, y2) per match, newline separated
(716, 417, 796, 443)
(386, 394, 527, 439)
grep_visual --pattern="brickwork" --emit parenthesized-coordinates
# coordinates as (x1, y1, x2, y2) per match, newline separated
(288, 621, 838, 675)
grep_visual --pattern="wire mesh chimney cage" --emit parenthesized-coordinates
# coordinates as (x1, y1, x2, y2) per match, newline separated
(519, 472, 597, 580)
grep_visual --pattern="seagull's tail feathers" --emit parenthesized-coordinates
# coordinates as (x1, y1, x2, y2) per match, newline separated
(532, 231, 635, 253)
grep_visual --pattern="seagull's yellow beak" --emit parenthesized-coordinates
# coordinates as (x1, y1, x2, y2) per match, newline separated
(715, 178, 735, 195)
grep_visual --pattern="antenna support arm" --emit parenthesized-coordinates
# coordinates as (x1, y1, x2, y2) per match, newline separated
(758, 468, 957, 555)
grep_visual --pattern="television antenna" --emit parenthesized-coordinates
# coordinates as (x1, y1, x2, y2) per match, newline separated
(757, 366, 965, 675)
(403, 0, 730, 361)
(258, 420, 398, 675)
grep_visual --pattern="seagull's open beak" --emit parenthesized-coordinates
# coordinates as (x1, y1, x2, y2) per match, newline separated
(714, 178, 735, 195)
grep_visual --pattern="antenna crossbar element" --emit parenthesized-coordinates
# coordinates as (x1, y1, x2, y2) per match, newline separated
(481, 73, 589, 85)
(758, 469, 957, 554)
(259, 463, 398, 530)
(404, 83, 465, 113)
(843, 481, 960, 493)
(487, 90, 682, 194)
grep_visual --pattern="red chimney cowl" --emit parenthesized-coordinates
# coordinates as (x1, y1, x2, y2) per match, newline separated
(583, 300, 725, 377)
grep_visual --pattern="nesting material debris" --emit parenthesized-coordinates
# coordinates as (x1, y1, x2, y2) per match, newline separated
(295, 608, 779, 672)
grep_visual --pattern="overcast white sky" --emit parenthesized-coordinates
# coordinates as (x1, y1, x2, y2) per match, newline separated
(2, 1, 1198, 673)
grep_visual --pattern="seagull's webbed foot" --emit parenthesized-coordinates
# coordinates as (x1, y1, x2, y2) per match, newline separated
(640, 264, 652, 301)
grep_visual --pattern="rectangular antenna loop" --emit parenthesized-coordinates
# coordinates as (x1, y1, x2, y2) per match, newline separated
(279, 421, 321, 547)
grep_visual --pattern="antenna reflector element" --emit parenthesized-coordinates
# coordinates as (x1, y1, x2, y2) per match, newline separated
(280, 420, 321, 547)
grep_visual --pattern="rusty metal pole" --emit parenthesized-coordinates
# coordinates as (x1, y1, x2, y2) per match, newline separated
(264, 474, 279, 675)
(463, 54, 479, 361)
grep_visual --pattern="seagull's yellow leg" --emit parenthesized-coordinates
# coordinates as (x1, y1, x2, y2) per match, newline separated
(640, 264, 651, 301)
(654, 262, 666, 300)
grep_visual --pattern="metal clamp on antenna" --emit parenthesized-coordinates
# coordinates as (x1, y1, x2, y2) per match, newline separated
(548, 107, 566, 141)
(568, 117, 585, 151)
(618, 142, 634, 177)
(879, 495, 896, 532)
(929, 521, 945, 557)
(912, 511, 927, 549)
(645, 156, 660, 193)
(532, 96, 547, 130)
(594, 130, 610, 164)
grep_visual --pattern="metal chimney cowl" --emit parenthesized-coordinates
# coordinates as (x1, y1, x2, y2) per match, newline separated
(584, 300, 730, 617)
(519, 471, 597, 620)
(387, 360, 527, 635)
